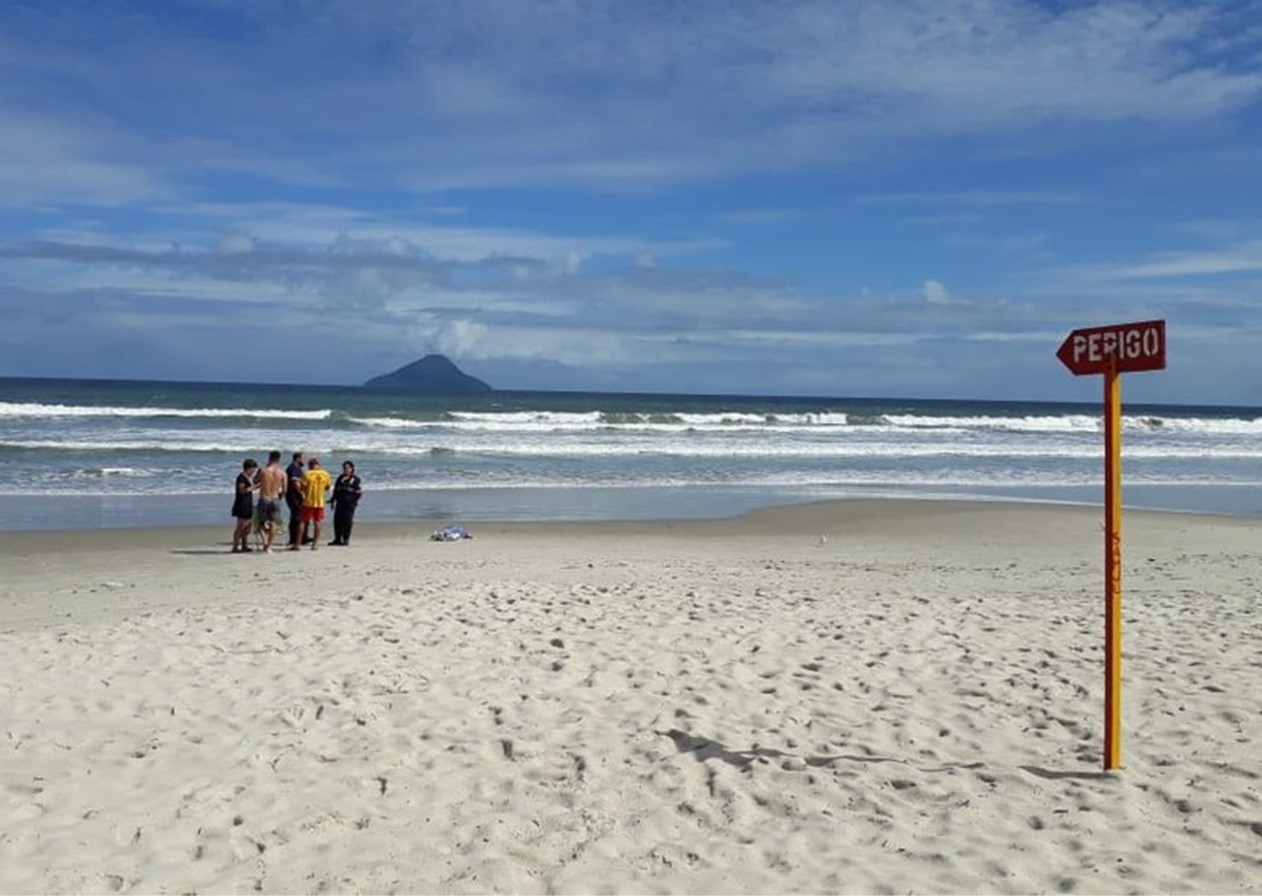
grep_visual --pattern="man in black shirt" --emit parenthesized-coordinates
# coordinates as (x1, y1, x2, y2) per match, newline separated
(285, 451, 305, 550)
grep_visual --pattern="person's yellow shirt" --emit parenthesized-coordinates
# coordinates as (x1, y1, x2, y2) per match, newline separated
(302, 468, 332, 508)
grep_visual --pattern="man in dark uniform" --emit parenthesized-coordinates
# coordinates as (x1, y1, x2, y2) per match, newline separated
(285, 451, 305, 550)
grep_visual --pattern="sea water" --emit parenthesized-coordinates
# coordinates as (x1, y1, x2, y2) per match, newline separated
(2, 376, 1261, 531)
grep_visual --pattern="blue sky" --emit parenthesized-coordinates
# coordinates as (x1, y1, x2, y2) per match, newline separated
(3, 0, 1262, 403)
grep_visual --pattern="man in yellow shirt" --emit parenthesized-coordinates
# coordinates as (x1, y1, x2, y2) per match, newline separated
(299, 456, 333, 551)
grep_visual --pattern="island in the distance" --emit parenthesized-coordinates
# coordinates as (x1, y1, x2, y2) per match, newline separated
(363, 354, 492, 392)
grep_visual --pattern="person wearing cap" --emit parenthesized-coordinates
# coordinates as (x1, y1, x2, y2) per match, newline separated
(298, 456, 333, 550)
(230, 458, 259, 553)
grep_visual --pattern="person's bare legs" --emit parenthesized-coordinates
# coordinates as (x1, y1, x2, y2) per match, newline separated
(232, 517, 251, 552)
(310, 517, 322, 550)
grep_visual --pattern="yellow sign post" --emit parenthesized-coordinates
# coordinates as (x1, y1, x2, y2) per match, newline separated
(1102, 362, 1122, 769)
(1057, 319, 1166, 771)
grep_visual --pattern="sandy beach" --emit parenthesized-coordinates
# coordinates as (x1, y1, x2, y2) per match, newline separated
(1, 498, 1260, 895)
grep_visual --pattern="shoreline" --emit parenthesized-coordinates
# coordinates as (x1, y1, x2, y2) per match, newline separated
(5, 480, 1262, 534)
(1, 490, 1257, 544)
(2, 497, 1260, 893)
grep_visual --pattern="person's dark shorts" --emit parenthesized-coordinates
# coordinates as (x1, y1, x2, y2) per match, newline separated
(258, 497, 283, 524)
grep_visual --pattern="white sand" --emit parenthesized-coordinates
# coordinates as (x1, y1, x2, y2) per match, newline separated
(1, 499, 1260, 895)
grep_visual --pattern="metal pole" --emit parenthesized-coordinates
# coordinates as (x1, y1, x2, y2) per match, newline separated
(1103, 365, 1122, 771)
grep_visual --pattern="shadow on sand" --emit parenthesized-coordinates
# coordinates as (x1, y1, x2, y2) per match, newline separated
(658, 728, 984, 773)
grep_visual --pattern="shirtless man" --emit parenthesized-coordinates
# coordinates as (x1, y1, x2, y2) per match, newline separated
(255, 450, 288, 553)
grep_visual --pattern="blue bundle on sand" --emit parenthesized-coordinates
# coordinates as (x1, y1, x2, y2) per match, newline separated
(430, 524, 473, 542)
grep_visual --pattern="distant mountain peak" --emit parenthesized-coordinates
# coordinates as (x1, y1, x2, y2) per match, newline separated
(364, 354, 492, 392)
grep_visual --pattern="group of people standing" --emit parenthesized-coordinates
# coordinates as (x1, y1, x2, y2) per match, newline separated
(231, 450, 363, 553)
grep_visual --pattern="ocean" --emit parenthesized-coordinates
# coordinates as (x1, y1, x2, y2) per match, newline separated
(2, 376, 1262, 531)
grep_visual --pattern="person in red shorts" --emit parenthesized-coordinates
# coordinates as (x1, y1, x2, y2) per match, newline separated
(298, 456, 333, 551)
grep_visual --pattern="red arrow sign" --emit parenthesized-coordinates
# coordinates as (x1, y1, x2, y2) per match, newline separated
(1056, 319, 1166, 376)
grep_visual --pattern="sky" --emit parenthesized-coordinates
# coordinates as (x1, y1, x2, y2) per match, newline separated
(3, 0, 1262, 404)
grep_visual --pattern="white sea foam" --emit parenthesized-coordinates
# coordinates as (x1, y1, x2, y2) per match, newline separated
(2, 439, 274, 453)
(7, 436, 1260, 460)
(350, 408, 1262, 437)
(346, 416, 441, 429)
(0, 401, 332, 421)
(9, 467, 1256, 499)
(69, 467, 151, 478)
(446, 410, 603, 425)
(5, 398, 1261, 438)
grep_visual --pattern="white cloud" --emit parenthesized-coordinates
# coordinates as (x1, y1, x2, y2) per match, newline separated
(435, 320, 489, 357)
(0, 106, 170, 206)
(923, 279, 953, 305)
(859, 190, 1082, 206)
(218, 230, 255, 254)
(1092, 244, 1262, 279)
(2, 2, 1259, 194)
(717, 208, 806, 224)
(1033, 240, 1262, 288)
